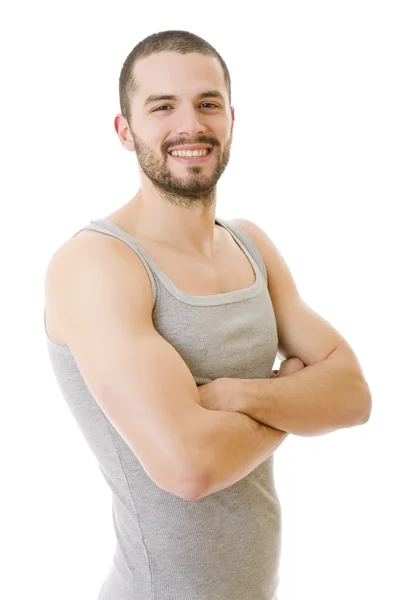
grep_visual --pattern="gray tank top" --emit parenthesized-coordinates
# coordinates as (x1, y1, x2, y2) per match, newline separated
(44, 216, 281, 600)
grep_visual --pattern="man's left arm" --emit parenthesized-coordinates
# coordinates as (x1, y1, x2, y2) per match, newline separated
(233, 344, 371, 436)
(229, 218, 372, 437)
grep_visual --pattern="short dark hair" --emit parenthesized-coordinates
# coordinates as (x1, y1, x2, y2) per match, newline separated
(119, 30, 232, 126)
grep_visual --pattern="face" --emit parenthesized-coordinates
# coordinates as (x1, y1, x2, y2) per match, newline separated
(117, 52, 234, 200)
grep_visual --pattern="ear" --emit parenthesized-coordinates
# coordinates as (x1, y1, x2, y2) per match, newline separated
(114, 114, 135, 152)
(230, 106, 235, 135)
(124, 138, 135, 152)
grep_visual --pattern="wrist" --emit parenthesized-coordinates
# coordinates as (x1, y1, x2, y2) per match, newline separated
(234, 378, 259, 413)
(237, 377, 274, 423)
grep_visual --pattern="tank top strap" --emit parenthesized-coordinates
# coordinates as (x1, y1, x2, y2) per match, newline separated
(69, 219, 159, 309)
(216, 217, 268, 285)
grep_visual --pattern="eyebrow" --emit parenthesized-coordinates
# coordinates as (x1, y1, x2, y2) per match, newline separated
(143, 90, 225, 107)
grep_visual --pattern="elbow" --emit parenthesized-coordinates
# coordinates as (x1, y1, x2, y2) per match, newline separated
(359, 403, 372, 425)
(171, 472, 210, 502)
(358, 381, 372, 424)
(358, 406, 372, 426)
(160, 452, 211, 501)
(149, 455, 209, 501)
(174, 449, 214, 501)
(350, 380, 372, 427)
(155, 473, 206, 502)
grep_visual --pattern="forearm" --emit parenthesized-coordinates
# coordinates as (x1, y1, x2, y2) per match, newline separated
(232, 350, 371, 436)
(194, 408, 288, 500)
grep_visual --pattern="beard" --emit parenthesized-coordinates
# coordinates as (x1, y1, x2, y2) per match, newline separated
(130, 130, 232, 210)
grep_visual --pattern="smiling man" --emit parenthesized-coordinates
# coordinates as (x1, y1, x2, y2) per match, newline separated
(44, 30, 371, 600)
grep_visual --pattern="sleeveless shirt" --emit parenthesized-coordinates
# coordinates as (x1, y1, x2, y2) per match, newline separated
(44, 216, 281, 600)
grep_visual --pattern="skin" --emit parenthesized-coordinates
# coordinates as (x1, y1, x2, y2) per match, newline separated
(113, 51, 235, 259)
(198, 357, 306, 412)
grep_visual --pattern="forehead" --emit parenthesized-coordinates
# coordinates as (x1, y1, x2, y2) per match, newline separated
(133, 52, 227, 101)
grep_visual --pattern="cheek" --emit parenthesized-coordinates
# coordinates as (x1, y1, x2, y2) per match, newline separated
(144, 134, 168, 159)
(214, 119, 231, 142)
(137, 119, 168, 147)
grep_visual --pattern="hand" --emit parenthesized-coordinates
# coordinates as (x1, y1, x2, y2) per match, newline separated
(197, 378, 237, 412)
(271, 357, 306, 378)
(198, 358, 306, 412)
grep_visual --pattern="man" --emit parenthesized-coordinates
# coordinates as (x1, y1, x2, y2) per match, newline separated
(44, 30, 371, 600)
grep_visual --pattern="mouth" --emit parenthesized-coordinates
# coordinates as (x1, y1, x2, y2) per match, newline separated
(167, 147, 214, 165)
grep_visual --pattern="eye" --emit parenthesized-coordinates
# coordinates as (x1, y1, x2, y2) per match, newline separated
(200, 103, 218, 109)
(154, 105, 173, 112)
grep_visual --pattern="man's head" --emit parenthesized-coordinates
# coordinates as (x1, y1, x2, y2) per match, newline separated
(115, 30, 234, 206)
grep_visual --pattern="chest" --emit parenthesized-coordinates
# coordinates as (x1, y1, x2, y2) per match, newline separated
(136, 234, 257, 296)
(45, 228, 257, 346)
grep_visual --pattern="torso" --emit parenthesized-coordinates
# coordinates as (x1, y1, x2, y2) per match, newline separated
(45, 213, 257, 346)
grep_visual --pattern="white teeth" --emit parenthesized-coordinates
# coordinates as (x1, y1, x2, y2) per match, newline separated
(170, 149, 210, 157)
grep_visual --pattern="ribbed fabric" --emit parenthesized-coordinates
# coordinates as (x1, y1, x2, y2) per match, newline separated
(44, 216, 281, 600)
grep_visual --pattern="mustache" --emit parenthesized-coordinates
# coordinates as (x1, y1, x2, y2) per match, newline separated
(164, 136, 220, 153)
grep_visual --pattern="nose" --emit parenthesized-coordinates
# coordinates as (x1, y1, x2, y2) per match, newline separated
(175, 104, 206, 138)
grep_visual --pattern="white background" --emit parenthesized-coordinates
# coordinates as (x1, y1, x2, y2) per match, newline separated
(1, 1, 399, 598)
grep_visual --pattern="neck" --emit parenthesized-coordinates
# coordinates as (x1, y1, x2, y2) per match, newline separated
(123, 185, 220, 258)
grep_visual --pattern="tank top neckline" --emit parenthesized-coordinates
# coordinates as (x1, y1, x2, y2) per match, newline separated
(92, 216, 264, 306)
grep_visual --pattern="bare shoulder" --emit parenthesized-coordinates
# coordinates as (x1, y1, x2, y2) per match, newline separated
(231, 218, 268, 241)
(44, 228, 154, 345)
(46, 228, 152, 289)
(230, 218, 275, 261)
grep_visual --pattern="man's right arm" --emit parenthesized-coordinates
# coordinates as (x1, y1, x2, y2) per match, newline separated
(45, 233, 288, 502)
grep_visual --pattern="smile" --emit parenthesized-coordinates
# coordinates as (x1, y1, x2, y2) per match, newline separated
(168, 148, 214, 164)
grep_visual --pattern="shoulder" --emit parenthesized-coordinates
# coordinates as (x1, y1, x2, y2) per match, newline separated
(230, 218, 264, 237)
(230, 218, 294, 292)
(230, 218, 271, 241)
(47, 228, 148, 277)
(45, 229, 154, 328)
(230, 218, 274, 261)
